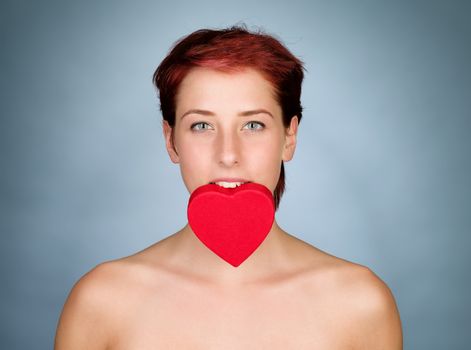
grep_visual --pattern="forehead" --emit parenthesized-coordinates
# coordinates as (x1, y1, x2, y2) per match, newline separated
(175, 67, 279, 113)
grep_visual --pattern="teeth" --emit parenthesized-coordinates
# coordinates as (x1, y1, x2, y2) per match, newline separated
(211, 181, 247, 188)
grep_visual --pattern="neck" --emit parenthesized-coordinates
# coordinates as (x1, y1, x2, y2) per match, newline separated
(168, 218, 293, 286)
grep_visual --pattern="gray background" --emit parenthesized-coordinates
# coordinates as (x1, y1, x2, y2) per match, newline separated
(1, 0, 470, 348)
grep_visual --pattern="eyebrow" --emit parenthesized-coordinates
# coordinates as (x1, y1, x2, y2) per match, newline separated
(180, 109, 274, 120)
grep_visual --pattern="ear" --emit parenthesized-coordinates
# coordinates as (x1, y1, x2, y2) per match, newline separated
(282, 116, 298, 162)
(162, 120, 180, 164)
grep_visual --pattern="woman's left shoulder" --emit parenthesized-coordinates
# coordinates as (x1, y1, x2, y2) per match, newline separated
(326, 259, 403, 348)
(293, 239, 399, 315)
(337, 262, 399, 315)
(292, 240, 403, 348)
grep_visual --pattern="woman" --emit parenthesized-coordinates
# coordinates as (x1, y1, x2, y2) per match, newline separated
(55, 26, 403, 349)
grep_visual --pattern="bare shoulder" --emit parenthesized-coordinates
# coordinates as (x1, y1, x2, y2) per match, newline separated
(54, 258, 150, 350)
(55, 233, 185, 348)
(338, 262, 403, 349)
(300, 243, 403, 349)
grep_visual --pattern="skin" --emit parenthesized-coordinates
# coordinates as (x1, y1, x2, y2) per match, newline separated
(55, 67, 403, 349)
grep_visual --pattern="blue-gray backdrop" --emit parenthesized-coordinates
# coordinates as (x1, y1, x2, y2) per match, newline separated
(1, 0, 470, 348)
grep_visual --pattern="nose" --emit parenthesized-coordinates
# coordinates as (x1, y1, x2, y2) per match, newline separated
(216, 129, 240, 167)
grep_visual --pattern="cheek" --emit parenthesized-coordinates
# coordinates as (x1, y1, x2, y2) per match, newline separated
(180, 144, 208, 170)
(178, 151, 211, 193)
(246, 140, 283, 188)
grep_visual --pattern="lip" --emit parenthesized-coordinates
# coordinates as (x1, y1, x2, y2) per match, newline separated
(209, 178, 251, 184)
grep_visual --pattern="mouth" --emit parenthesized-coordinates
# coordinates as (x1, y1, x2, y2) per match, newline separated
(209, 181, 251, 189)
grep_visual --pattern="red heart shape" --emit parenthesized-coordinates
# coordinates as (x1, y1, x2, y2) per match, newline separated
(187, 182, 275, 267)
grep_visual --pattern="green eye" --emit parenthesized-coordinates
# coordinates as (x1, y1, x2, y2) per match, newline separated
(190, 121, 265, 132)
(191, 122, 212, 131)
(245, 121, 265, 130)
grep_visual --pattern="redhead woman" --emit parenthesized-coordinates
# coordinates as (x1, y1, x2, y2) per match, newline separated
(55, 26, 402, 349)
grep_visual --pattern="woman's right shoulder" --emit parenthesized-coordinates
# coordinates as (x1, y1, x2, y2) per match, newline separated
(54, 259, 140, 349)
(69, 259, 128, 296)
(66, 259, 130, 299)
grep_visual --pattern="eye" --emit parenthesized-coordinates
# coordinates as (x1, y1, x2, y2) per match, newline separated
(244, 121, 265, 131)
(191, 122, 213, 131)
(190, 121, 265, 132)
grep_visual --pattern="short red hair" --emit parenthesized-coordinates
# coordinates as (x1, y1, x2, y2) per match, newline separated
(153, 25, 305, 210)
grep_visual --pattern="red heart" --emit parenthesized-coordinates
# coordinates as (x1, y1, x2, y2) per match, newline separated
(187, 182, 275, 267)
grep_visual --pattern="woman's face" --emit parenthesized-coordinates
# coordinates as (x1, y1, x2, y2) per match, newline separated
(163, 67, 298, 195)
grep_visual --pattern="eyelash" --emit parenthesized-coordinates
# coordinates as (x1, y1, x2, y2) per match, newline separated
(190, 121, 265, 132)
